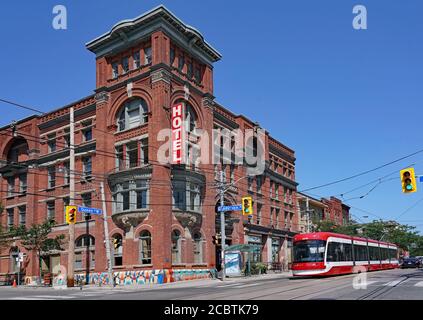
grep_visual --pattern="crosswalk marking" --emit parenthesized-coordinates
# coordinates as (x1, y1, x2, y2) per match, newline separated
(383, 280, 403, 287)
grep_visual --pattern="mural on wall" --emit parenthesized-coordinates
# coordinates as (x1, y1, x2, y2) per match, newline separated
(68, 268, 215, 286)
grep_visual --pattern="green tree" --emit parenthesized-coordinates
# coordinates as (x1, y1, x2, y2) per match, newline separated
(12, 219, 65, 283)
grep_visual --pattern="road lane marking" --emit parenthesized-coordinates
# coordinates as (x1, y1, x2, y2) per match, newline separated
(414, 281, 423, 287)
(383, 280, 403, 286)
(233, 283, 262, 289)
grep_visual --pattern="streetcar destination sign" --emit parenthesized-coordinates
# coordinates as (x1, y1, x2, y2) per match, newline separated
(217, 205, 242, 212)
(77, 206, 102, 215)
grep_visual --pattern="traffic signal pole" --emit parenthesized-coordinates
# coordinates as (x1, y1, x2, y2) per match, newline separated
(85, 213, 91, 285)
(219, 170, 226, 281)
(67, 106, 75, 287)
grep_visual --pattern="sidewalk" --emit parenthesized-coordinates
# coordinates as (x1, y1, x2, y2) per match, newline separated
(3, 271, 293, 291)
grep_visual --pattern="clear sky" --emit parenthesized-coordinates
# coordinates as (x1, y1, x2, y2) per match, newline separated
(1, 1, 422, 231)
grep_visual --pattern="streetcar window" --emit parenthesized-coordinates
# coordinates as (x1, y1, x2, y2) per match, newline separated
(369, 246, 380, 261)
(293, 240, 326, 263)
(354, 245, 368, 261)
(327, 242, 352, 262)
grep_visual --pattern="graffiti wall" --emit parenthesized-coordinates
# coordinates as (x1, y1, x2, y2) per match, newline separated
(71, 268, 214, 286)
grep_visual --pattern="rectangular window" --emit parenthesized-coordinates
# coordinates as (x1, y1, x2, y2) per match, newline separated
(83, 128, 92, 142)
(187, 61, 193, 78)
(126, 142, 138, 168)
(64, 161, 70, 185)
(194, 67, 201, 83)
(122, 57, 129, 73)
(270, 181, 273, 198)
(256, 176, 263, 193)
(47, 201, 55, 220)
(270, 207, 274, 226)
(82, 193, 92, 208)
(172, 181, 186, 210)
(144, 47, 152, 65)
(7, 208, 14, 230)
(18, 206, 26, 226)
(83, 157, 92, 178)
(47, 134, 56, 152)
(122, 182, 130, 211)
(7, 176, 15, 196)
(178, 54, 184, 71)
(75, 253, 82, 270)
(140, 139, 148, 165)
(257, 203, 262, 225)
(112, 62, 119, 79)
(275, 184, 279, 200)
(116, 145, 124, 170)
(170, 47, 175, 66)
(48, 166, 56, 189)
(64, 130, 70, 148)
(275, 208, 280, 229)
(133, 51, 140, 69)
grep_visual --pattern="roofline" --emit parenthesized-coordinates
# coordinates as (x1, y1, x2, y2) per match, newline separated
(0, 115, 39, 131)
(85, 5, 222, 61)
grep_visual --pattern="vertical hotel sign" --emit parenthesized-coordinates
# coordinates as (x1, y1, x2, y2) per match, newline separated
(171, 102, 184, 164)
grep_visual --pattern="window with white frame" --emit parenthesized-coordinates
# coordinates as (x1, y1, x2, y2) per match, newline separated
(18, 173, 27, 193)
(7, 208, 14, 230)
(193, 232, 203, 264)
(172, 180, 202, 213)
(112, 180, 149, 214)
(18, 206, 26, 226)
(133, 51, 140, 69)
(47, 201, 55, 221)
(121, 56, 129, 73)
(144, 47, 152, 65)
(126, 141, 138, 168)
(139, 230, 152, 265)
(82, 193, 92, 208)
(112, 62, 119, 79)
(117, 99, 148, 131)
(48, 166, 56, 188)
(7, 176, 15, 196)
(112, 234, 123, 266)
(47, 134, 56, 152)
(83, 157, 92, 179)
(171, 230, 181, 264)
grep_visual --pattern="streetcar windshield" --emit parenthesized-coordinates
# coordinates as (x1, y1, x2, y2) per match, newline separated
(293, 240, 326, 263)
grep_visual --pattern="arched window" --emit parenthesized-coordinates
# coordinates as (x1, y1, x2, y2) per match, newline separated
(75, 235, 95, 270)
(193, 232, 203, 264)
(139, 230, 152, 265)
(112, 234, 123, 266)
(116, 98, 148, 131)
(171, 230, 181, 264)
(185, 103, 197, 134)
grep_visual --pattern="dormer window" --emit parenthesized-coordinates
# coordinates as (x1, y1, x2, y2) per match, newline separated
(116, 98, 149, 132)
(144, 47, 152, 65)
(122, 57, 129, 74)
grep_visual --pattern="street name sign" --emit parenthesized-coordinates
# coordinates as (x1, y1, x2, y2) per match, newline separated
(218, 205, 242, 212)
(77, 206, 102, 215)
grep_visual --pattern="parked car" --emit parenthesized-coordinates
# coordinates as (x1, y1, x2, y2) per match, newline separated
(415, 256, 423, 266)
(400, 257, 421, 268)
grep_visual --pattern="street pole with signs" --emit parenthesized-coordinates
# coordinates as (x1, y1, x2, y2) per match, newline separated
(85, 213, 91, 285)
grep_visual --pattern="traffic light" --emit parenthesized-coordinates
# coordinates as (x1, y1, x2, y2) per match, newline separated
(65, 206, 77, 224)
(113, 237, 122, 249)
(241, 196, 253, 216)
(212, 235, 221, 246)
(400, 168, 417, 193)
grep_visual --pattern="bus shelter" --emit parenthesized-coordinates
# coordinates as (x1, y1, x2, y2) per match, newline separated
(225, 244, 262, 277)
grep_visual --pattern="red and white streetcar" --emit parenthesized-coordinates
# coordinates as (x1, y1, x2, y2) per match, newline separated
(292, 232, 399, 276)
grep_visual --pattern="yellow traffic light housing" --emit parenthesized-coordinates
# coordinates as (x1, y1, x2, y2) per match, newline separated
(65, 205, 77, 224)
(113, 237, 121, 249)
(400, 168, 417, 193)
(241, 196, 253, 216)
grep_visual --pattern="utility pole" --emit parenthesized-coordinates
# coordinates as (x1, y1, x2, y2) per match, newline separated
(67, 106, 75, 287)
(85, 213, 91, 285)
(219, 170, 226, 281)
(100, 182, 114, 287)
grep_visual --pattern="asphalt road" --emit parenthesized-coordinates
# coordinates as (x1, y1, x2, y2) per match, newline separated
(1, 268, 422, 300)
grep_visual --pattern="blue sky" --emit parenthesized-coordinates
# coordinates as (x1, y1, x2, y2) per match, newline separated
(1, 1, 422, 231)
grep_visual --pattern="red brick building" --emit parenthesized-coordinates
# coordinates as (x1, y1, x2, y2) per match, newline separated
(0, 6, 298, 285)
